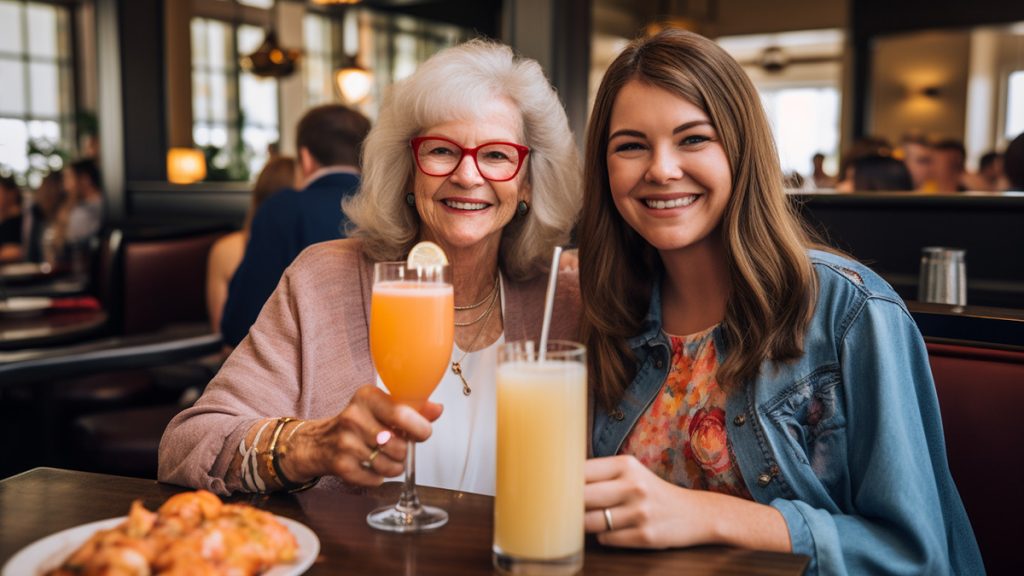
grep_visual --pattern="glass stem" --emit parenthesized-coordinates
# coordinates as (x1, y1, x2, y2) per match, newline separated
(396, 440, 421, 520)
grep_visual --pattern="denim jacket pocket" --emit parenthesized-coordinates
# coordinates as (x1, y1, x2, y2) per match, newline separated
(763, 366, 848, 488)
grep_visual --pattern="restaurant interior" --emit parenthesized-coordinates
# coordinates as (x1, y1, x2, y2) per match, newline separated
(1, 0, 1023, 574)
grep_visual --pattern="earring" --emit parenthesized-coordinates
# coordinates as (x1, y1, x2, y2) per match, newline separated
(405, 193, 415, 207)
(516, 200, 529, 217)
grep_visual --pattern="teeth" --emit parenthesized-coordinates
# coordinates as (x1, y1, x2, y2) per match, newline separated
(444, 200, 488, 211)
(644, 196, 697, 209)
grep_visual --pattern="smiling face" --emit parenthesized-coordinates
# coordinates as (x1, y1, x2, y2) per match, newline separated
(412, 97, 530, 257)
(606, 80, 732, 255)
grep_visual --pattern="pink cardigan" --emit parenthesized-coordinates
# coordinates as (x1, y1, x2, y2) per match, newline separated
(158, 239, 581, 494)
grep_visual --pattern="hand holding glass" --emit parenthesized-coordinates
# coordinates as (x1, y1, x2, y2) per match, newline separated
(367, 261, 454, 532)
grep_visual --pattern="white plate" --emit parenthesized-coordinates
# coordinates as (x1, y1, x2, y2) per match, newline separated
(0, 297, 52, 316)
(2, 515, 319, 576)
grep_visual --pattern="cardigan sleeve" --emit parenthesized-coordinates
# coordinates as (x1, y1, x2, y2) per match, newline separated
(159, 241, 372, 495)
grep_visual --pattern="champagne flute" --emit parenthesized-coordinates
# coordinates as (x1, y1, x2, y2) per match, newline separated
(367, 260, 454, 532)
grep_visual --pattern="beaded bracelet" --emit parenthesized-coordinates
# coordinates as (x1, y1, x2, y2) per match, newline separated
(267, 417, 321, 493)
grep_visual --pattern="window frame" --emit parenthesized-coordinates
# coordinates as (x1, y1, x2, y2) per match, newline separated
(0, 0, 77, 184)
(190, 1, 281, 181)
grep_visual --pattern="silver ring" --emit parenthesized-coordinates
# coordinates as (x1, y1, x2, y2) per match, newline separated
(603, 507, 614, 532)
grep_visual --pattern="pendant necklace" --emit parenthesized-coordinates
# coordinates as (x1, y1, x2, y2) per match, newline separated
(451, 279, 500, 396)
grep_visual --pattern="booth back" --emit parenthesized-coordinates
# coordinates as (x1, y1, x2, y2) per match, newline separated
(927, 341, 1024, 575)
(121, 231, 226, 335)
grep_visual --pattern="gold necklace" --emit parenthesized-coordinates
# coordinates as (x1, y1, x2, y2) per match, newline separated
(454, 276, 499, 326)
(451, 281, 500, 396)
(454, 275, 498, 311)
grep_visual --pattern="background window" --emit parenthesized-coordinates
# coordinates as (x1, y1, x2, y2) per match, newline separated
(718, 29, 844, 186)
(191, 15, 279, 181)
(760, 86, 841, 179)
(299, 7, 470, 119)
(0, 0, 74, 187)
(303, 12, 340, 108)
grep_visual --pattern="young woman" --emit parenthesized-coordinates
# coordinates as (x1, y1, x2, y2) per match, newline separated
(577, 29, 983, 575)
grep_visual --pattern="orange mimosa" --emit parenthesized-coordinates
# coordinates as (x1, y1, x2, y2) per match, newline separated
(370, 281, 454, 409)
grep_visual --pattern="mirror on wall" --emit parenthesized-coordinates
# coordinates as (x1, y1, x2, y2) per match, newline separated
(868, 22, 1024, 171)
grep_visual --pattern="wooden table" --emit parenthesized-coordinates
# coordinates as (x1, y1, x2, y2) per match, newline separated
(0, 468, 809, 575)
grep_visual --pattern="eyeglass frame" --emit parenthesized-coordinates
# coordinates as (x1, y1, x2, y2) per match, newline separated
(409, 136, 531, 182)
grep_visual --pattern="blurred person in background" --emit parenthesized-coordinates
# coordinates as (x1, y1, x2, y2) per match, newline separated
(810, 153, 836, 189)
(0, 176, 24, 262)
(23, 171, 66, 264)
(899, 135, 937, 192)
(932, 139, 967, 192)
(220, 105, 371, 347)
(61, 158, 105, 247)
(847, 154, 914, 192)
(207, 156, 298, 335)
(962, 150, 1008, 191)
(835, 137, 890, 192)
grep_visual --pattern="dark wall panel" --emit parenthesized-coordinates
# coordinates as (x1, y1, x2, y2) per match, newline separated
(794, 193, 1024, 310)
(119, 0, 165, 183)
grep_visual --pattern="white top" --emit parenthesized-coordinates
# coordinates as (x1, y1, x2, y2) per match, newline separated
(376, 277, 505, 496)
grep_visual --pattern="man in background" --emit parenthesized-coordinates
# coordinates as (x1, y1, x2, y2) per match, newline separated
(932, 139, 967, 192)
(900, 136, 937, 192)
(220, 104, 371, 346)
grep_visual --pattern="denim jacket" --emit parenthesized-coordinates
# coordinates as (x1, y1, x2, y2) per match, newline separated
(592, 250, 983, 575)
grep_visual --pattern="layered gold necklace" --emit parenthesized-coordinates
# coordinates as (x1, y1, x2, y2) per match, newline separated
(451, 275, 500, 395)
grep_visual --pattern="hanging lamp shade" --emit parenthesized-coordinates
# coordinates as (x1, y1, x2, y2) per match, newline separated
(334, 57, 373, 104)
(240, 30, 301, 78)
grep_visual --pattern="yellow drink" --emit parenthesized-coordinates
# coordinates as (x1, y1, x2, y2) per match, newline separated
(494, 346, 587, 574)
(370, 282, 454, 409)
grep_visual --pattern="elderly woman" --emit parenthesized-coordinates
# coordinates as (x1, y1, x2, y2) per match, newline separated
(159, 39, 581, 497)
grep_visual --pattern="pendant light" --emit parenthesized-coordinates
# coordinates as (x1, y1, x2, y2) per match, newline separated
(333, 4, 372, 104)
(240, 2, 301, 78)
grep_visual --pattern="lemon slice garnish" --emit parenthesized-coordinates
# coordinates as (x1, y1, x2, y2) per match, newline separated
(407, 241, 448, 269)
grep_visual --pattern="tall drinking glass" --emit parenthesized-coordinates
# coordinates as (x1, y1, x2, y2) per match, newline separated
(367, 261, 454, 532)
(494, 340, 587, 575)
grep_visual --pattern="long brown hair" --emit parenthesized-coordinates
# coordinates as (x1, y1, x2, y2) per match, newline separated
(579, 29, 818, 410)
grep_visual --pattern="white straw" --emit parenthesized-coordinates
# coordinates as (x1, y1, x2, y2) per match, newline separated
(538, 245, 563, 362)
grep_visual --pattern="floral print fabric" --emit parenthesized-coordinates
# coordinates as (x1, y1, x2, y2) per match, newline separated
(619, 326, 751, 499)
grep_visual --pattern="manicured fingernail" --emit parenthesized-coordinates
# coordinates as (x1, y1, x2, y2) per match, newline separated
(376, 430, 393, 446)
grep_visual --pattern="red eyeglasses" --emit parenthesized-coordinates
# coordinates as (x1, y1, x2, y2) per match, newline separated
(410, 136, 530, 182)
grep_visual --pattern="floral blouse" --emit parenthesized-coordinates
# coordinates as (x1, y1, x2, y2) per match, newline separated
(619, 326, 751, 499)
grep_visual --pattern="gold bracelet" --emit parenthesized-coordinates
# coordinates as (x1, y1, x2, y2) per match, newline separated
(268, 417, 320, 493)
(264, 417, 292, 489)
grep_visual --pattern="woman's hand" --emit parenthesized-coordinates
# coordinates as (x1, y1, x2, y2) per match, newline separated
(584, 455, 791, 552)
(584, 455, 716, 548)
(282, 385, 443, 487)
